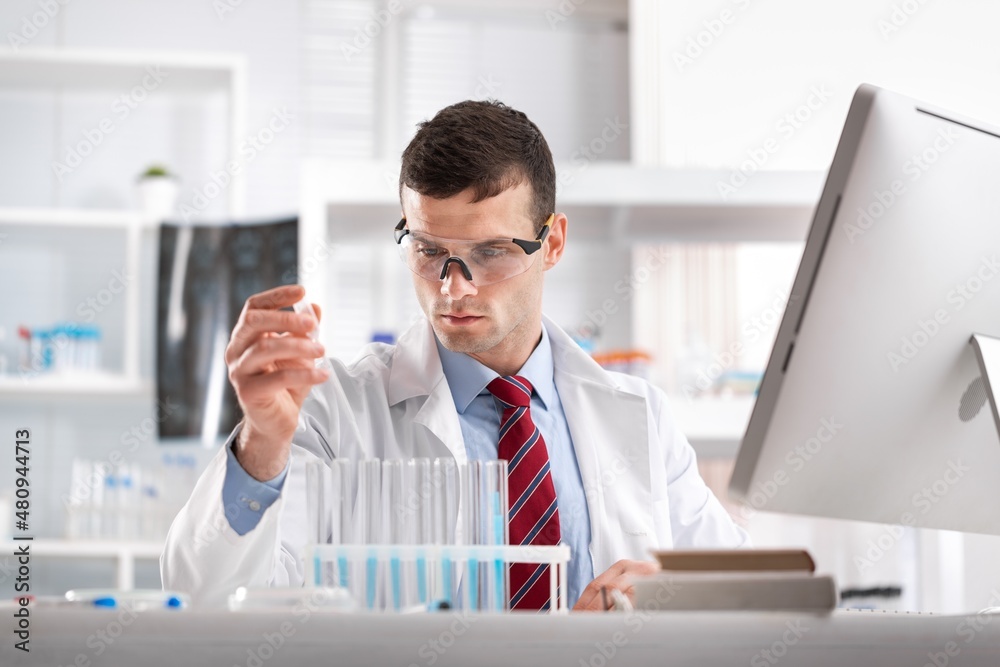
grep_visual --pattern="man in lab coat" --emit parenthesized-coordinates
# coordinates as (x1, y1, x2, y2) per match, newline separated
(161, 100, 749, 610)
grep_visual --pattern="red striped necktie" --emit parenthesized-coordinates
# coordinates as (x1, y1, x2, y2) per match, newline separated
(487, 375, 561, 611)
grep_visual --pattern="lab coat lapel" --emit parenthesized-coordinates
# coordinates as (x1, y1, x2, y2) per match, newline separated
(545, 317, 652, 576)
(387, 317, 468, 465)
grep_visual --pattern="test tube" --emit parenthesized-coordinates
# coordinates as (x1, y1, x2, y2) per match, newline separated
(330, 458, 353, 589)
(461, 461, 482, 610)
(433, 458, 459, 606)
(382, 459, 404, 610)
(482, 460, 509, 612)
(411, 458, 432, 606)
(305, 461, 333, 586)
(292, 298, 331, 371)
(356, 459, 382, 609)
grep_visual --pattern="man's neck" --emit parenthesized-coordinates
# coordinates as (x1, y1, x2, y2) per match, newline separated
(469, 324, 544, 377)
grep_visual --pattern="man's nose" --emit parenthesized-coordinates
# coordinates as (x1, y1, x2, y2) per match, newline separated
(440, 260, 478, 299)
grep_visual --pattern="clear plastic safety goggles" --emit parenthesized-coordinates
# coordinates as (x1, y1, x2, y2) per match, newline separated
(393, 214, 553, 286)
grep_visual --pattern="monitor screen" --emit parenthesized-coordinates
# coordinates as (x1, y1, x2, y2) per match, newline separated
(730, 85, 1000, 535)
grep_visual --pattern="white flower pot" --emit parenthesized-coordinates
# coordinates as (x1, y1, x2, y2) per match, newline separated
(138, 176, 179, 223)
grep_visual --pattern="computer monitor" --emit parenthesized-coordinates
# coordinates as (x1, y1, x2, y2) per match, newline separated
(729, 84, 1000, 535)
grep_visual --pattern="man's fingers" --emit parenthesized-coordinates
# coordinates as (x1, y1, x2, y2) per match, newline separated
(227, 310, 317, 363)
(245, 284, 306, 311)
(573, 560, 660, 611)
(232, 336, 325, 378)
(234, 367, 330, 404)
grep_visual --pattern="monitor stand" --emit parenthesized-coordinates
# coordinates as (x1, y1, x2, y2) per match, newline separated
(969, 334, 1000, 435)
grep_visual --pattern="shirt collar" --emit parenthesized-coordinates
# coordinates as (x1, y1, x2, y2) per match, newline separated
(435, 323, 556, 414)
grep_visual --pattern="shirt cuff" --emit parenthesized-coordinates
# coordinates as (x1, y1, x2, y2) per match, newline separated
(222, 424, 290, 536)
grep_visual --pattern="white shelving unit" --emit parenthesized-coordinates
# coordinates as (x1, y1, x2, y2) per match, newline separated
(0, 48, 248, 216)
(0, 49, 247, 400)
(0, 207, 146, 388)
(0, 374, 152, 399)
(0, 539, 163, 591)
(668, 394, 755, 458)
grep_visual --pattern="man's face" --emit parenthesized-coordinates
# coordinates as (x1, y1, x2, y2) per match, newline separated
(400, 182, 565, 372)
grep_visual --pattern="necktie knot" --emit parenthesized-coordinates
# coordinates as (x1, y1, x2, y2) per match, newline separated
(487, 375, 534, 408)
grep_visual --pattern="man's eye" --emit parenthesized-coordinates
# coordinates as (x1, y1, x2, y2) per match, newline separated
(474, 247, 508, 260)
(416, 246, 446, 258)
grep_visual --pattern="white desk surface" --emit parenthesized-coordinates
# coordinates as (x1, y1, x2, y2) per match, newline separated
(4, 606, 1000, 666)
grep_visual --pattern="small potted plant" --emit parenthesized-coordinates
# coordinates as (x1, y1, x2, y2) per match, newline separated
(137, 164, 179, 222)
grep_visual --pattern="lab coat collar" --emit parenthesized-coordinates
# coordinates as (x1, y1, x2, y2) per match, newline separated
(386, 313, 636, 405)
(386, 316, 467, 464)
(386, 316, 444, 407)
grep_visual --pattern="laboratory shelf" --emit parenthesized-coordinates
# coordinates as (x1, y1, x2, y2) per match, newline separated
(0, 47, 248, 216)
(0, 207, 152, 388)
(0, 374, 152, 399)
(670, 394, 754, 459)
(0, 47, 242, 95)
(0, 207, 144, 228)
(0, 538, 163, 591)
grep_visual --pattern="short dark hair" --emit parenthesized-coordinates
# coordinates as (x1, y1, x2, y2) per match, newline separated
(399, 100, 555, 234)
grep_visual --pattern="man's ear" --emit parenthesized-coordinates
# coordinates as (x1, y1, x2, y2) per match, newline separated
(542, 213, 568, 270)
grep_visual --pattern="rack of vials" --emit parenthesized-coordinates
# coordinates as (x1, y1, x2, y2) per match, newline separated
(305, 458, 570, 613)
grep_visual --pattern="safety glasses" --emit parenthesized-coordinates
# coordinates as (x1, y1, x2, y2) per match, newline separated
(393, 214, 553, 286)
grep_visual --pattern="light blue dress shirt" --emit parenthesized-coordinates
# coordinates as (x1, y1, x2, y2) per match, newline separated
(222, 430, 288, 535)
(222, 324, 595, 606)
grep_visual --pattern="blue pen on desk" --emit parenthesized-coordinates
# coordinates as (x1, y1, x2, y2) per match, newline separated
(65, 589, 186, 610)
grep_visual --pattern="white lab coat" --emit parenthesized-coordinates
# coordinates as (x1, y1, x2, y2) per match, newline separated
(161, 315, 749, 608)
